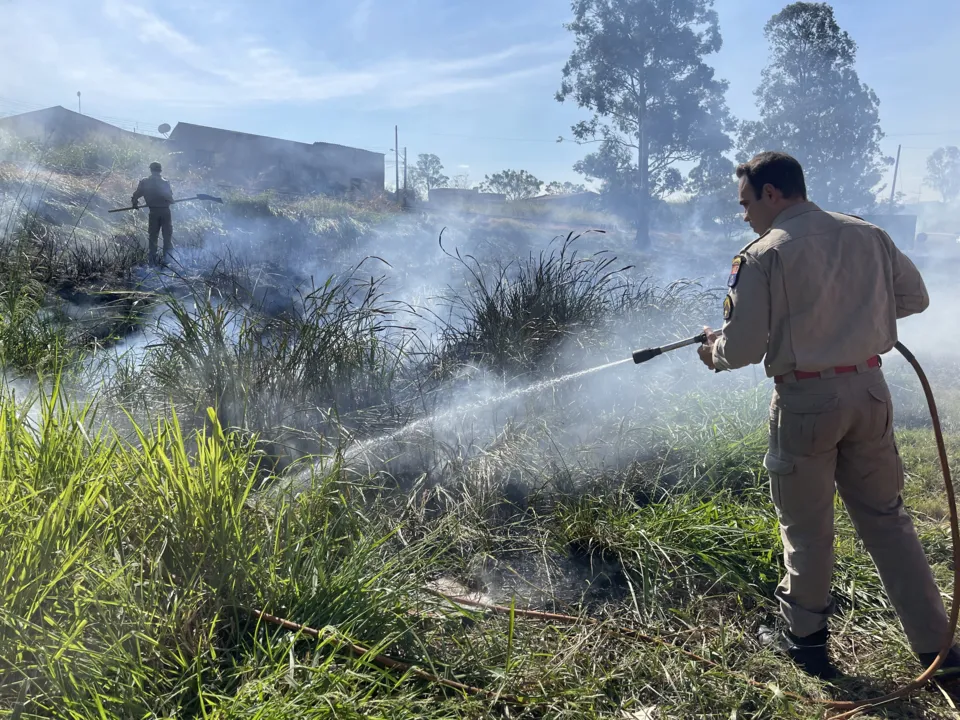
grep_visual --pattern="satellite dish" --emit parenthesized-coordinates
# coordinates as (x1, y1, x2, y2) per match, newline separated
(158, 123, 171, 136)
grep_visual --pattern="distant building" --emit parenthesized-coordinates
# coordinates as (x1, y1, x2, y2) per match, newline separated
(0, 108, 385, 197)
(859, 213, 918, 250)
(427, 187, 506, 211)
(167, 122, 385, 196)
(517, 191, 601, 211)
(0, 105, 160, 147)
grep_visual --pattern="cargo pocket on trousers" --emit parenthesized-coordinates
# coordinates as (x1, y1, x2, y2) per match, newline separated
(764, 452, 796, 515)
(772, 392, 841, 457)
(867, 383, 894, 441)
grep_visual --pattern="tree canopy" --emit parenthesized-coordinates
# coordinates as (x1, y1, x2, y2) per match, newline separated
(924, 146, 960, 204)
(414, 153, 450, 192)
(737, 2, 890, 213)
(478, 169, 544, 200)
(557, 0, 734, 247)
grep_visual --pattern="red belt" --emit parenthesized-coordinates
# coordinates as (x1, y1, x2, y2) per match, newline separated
(775, 355, 880, 384)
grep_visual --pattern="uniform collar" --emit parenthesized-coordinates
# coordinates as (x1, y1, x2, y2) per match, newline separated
(771, 201, 820, 229)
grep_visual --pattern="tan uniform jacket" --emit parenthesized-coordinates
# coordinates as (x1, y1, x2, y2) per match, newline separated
(712, 202, 929, 378)
(132, 175, 174, 209)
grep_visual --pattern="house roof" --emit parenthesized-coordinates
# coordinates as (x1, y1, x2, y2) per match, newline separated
(168, 122, 383, 158)
(0, 106, 167, 150)
(0, 106, 132, 136)
(528, 191, 600, 201)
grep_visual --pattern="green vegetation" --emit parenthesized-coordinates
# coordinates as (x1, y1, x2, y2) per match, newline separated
(0, 130, 160, 176)
(0, 159, 957, 719)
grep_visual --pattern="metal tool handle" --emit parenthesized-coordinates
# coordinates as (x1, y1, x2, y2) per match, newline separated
(632, 331, 708, 365)
(109, 201, 181, 213)
(108, 195, 222, 213)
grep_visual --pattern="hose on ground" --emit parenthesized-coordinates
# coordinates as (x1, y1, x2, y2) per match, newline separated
(250, 341, 958, 718)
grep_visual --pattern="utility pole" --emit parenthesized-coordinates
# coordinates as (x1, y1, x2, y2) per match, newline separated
(395, 126, 400, 207)
(403, 147, 407, 206)
(77, 91, 81, 115)
(888, 144, 902, 210)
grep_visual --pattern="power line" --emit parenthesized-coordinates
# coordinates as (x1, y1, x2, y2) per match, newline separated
(885, 131, 960, 137)
(405, 129, 565, 143)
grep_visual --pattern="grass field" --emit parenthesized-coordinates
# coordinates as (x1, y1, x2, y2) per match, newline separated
(0, 154, 958, 719)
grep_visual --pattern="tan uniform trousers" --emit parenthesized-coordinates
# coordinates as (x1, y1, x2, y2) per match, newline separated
(765, 364, 949, 654)
(147, 208, 173, 265)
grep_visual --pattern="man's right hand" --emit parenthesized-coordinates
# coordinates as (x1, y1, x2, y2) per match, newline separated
(698, 326, 720, 371)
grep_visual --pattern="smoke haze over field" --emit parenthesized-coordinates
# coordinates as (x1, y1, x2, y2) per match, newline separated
(3, 0, 960, 470)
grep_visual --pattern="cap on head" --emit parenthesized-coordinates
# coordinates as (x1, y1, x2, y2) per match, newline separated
(149, 162, 162, 173)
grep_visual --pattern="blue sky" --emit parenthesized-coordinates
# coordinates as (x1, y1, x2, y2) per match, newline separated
(1, 0, 958, 203)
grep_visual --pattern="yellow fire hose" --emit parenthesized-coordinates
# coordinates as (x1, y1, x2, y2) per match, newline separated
(251, 341, 958, 718)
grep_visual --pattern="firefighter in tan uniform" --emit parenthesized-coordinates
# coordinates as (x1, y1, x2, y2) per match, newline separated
(698, 151, 960, 679)
(131, 162, 174, 266)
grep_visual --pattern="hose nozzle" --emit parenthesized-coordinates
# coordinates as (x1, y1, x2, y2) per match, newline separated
(632, 346, 663, 364)
(631, 331, 709, 365)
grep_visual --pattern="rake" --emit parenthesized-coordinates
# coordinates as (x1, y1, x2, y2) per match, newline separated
(109, 194, 224, 213)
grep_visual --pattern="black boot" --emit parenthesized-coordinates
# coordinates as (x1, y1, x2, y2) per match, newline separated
(917, 644, 960, 681)
(758, 624, 840, 680)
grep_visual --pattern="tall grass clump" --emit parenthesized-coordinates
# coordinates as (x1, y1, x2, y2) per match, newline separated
(435, 233, 632, 374)
(224, 191, 278, 219)
(0, 381, 429, 718)
(139, 269, 412, 465)
(0, 226, 70, 372)
(0, 131, 160, 176)
(434, 232, 716, 376)
(0, 281, 69, 373)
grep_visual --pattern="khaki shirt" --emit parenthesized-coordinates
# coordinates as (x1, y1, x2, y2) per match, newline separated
(712, 202, 929, 378)
(132, 174, 174, 209)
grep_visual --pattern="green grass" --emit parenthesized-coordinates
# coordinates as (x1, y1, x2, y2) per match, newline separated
(0, 131, 162, 176)
(9, 376, 957, 719)
(1, 157, 960, 718)
(0, 384, 430, 719)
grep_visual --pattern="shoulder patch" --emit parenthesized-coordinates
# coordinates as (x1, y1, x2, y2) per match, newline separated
(723, 294, 733, 321)
(727, 255, 744, 288)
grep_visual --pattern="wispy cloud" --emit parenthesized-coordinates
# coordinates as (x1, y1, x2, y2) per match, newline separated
(0, 1, 566, 110)
(348, 0, 374, 41)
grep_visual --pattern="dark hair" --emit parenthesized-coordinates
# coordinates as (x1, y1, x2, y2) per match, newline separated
(736, 151, 807, 200)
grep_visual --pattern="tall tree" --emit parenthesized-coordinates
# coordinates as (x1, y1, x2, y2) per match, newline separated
(479, 169, 543, 200)
(924, 146, 960, 203)
(556, 0, 734, 248)
(737, 2, 890, 213)
(414, 153, 450, 193)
